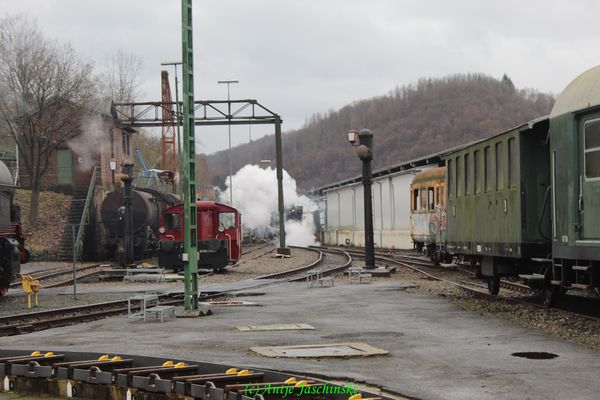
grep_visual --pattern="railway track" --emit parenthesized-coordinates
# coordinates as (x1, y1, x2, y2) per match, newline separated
(325, 246, 600, 323)
(0, 293, 222, 337)
(10, 263, 111, 289)
(256, 246, 351, 281)
(0, 246, 352, 337)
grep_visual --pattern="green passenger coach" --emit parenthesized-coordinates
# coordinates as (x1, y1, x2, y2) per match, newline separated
(548, 65, 600, 298)
(442, 117, 552, 295)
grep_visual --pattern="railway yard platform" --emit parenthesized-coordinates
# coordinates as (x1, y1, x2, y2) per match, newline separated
(1, 276, 599, 400)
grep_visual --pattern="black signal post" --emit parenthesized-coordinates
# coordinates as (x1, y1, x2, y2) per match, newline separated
(348, 129, 376, 268)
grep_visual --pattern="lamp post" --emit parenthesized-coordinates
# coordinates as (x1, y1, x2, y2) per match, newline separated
(218, 79, 239, 205)
(348, 129, 375, 268)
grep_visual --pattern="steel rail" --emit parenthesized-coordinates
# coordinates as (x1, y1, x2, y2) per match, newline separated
(0, 293, 222, 337)
(9, 264, 107, 288)
(0, 246, 348, 337)
(340, 249, 600, 323)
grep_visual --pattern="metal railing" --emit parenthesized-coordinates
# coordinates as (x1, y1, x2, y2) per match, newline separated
(72, 165, 99, 260)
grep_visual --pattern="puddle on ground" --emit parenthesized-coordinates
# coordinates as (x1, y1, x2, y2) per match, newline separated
(511, 352, 558, 360)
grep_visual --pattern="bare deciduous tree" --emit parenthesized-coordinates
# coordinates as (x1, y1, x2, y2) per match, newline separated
(0, 15, 95, 227)
(96, 49, 143, 104)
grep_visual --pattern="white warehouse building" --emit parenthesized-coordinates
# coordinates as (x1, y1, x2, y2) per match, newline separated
(312, 154, 441, 249)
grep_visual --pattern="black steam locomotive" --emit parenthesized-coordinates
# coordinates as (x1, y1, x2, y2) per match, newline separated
(0, 160, 28, 296)
(100, 188, 181, 264)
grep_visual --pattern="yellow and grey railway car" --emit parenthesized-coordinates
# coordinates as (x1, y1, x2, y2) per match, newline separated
(409, 166, 449, 264)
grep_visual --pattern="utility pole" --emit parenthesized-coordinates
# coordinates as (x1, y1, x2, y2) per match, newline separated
(218, 79, 238, 205)
(181, 0, 198, 310)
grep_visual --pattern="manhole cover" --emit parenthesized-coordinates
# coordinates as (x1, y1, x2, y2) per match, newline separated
(511, 352, 559, 360)
(250, 342, 389, 358)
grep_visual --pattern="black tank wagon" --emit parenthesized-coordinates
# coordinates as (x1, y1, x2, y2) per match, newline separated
(100, 188, 181, 263)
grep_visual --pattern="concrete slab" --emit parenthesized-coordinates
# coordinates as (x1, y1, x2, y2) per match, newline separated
(1, 281, 599, 400)
(237, 323, 315, 332)
(198, 279, 283, 293)
(250, 342, 389, 358)
(200, 301, 261, 307)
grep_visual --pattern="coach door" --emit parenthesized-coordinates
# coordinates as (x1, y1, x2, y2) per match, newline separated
(580, 117, 600, 240)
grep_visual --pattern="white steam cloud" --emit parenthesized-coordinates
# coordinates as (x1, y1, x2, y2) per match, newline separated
(68, 115, 109, 171)
(220, 164, 318, 246)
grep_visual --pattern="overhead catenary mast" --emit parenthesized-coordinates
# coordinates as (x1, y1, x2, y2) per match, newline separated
(181, 0, 198, 311)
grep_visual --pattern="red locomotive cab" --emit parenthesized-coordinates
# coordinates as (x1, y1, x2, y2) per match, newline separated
(158, 201, 242, 272)
(211, 204, 242, 261)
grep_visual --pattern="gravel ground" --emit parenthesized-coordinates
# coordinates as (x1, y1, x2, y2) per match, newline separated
(10, 247, 599, 352)
(1, 247, 321, 316)
(362, 260, 600, 351)
(0, 292, 133, 317)
(198, 246, 321, 284)
(20, 261, 98, 275)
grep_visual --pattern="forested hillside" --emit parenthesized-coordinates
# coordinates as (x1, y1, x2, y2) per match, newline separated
(204, 73, 555, 191)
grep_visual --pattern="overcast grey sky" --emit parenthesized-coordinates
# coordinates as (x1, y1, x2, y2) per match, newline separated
(2, 0, 599, 154)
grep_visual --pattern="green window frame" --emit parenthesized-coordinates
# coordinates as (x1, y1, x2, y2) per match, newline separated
(484, 146, 492, 192)
(474, 150, 481, 194)
(508, 137, 516, 187)
(496, 142, 504, 190)
(584, 118, 600, 180)
(456, 156, 462, 197)
(447, 159, 453, 198)
(464, 153, 471, 195)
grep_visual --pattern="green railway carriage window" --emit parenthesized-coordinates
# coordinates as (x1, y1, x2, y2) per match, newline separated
(496, 142, 504, 190)
(584, 119, 600, 179)
(420, 188, 427, 210)
(456, 156, 463, 197)
(474, 150, 481, 193)
(508, 137, 516, 187)
(447, 159, 453, 198)
(484, 146, 492, 192)
(464, 153, 471, 195)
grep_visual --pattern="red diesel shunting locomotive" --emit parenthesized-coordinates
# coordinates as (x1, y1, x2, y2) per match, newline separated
(157, 201, 242, 272)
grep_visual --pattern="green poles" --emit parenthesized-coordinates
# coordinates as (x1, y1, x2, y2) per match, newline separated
(181, 0, 198, 310)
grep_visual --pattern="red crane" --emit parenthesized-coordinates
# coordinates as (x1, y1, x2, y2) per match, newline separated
(161, 70, 177, 174)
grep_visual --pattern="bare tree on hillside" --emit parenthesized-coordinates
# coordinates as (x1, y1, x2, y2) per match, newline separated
(0, 15, 95, 227)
